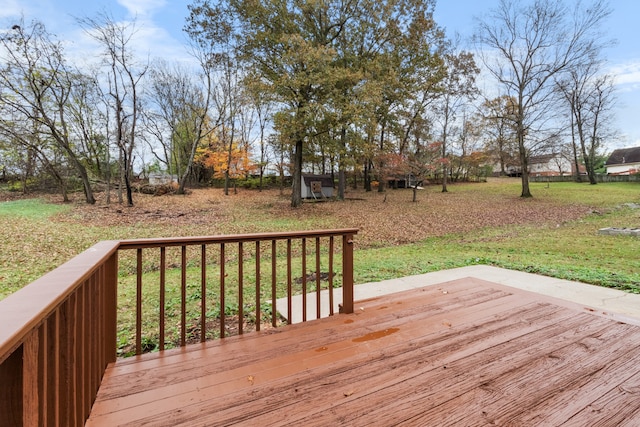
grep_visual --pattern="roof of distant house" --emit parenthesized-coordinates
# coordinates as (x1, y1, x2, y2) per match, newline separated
(301, 174, 334, 187)
(529, 153, 560, 164)
(606, 147, 640, 165)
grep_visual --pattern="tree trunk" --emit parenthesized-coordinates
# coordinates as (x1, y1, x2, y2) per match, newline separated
(66, 154, 95, 204)
(378, 121, 386, 193)
(123, 149, 134, 206)
(337, 127, 346, 200)
(77, 166, 96, 205)
(364, 160, 372, 192)
(291, 139, 303, 207)
(519, 149, 532, 198)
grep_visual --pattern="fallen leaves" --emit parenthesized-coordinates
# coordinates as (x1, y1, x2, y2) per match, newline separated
(0, 181, 594, 299)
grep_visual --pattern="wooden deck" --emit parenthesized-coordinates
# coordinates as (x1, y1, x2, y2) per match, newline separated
(87, 277, 640, 426)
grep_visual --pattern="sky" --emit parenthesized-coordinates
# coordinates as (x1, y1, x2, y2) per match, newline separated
(3, 0, 640, 152)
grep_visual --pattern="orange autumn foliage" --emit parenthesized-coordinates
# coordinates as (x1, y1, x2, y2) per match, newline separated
(196, 144, 256, 179)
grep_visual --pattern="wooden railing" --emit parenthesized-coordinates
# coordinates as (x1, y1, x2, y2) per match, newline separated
(0, 228, 357, 426)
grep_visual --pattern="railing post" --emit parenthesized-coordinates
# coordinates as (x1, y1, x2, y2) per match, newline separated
(104, 252, 118, 365)
(341, 233, 355, 314)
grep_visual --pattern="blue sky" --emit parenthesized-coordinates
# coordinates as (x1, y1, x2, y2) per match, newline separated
(4, 0, 640, 151)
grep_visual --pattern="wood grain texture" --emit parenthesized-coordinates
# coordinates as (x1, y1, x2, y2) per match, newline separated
(87, 278, 640, 426)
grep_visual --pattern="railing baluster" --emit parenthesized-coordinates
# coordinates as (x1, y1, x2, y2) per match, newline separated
(136, 249, 142, 355)
(287, 239, 292, 323)
(159, 247, 166, 351)
(238, 242, 244, 335)
(48, 312, 58, 426)
(271, 240, 277, 327)
(255, 241, 261, 332)
(104, 253, 118, 365)
(302, 238, 307, 323)
(220, 243, 225, 339)
(201, 244, 207, 343)
(82, 280, 90, 416)
(181, 245, 187, 347)
(329, 236, 334, 316)
(87, 279, 95, 416)
(315, 237, 321, 319)
(39, 322, 48, 424)
(74, 288, 83, 424)
(59, 300, 71, 426)
(23, 329, 39, 426)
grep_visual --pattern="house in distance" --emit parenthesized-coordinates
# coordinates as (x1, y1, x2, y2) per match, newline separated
(301, 174, 334, 199)
(605, 147, 640, 175)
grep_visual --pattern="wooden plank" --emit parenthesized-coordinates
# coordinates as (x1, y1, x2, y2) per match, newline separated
(0, 344, 23, 426)
(38, 323, 47, 425)
(212, 310, 605, 427)
(381, 321, 638, 426)
(562, 369, 640, 426)
(90, 293, 553, 424)
(98, 282, 509, 379)
(83, 279, 92, 418)
(45, 314, 57, 426)
(22, 330, 39, 427)
(86, 278, 640, 426)
(508, 342, 640, 425)
(88, 284, 519, 422)
(58, 299, 71, 427)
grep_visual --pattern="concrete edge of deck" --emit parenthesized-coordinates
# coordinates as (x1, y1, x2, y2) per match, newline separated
(276, 265, 640, 324)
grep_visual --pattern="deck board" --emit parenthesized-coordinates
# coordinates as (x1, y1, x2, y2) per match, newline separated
(87, 277, 640, 426)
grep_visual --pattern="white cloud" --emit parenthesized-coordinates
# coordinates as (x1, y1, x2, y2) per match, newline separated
(117, 0, 166, 18)
(0, 0, 25, 19)
(610, 60, 640, 88)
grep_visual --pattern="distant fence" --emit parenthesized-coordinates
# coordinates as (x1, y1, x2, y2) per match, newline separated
(530, 175, 640, 183)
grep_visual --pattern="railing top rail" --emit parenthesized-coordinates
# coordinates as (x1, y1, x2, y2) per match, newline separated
(0, 240, 120, 364)
(116, 228, 360, 250)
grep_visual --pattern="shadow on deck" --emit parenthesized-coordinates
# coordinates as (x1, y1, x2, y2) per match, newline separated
(87, 277, 640, 426)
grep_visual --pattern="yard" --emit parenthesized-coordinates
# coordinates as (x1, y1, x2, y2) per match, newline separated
(1, 178, 640, 301)
(4, 177, 640, 425)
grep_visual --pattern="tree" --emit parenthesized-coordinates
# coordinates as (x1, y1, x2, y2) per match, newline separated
(146, 59, 215, 193)
(433, 48, 479, 192)
(406, 141, 441, 202)
(78, 13, 148, 206)
(0, 20, 97, 203)
(557, 62, 616, 184)
(474, 0, 611, 197)
(195, 131, 255, 187)
(478, 96, 519, 176)
(186, 0, 450, 207)
(244, 87, 273, 191)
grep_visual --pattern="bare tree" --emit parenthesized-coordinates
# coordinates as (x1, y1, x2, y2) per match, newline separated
(0, 20, 97, 203)
(247, 90, 274, 191)
(478, 96, 519, 176)
(146, 58, 215, 193)
(557, 61, 616, 184)
(434, 48, 479, 192)
(78, 13, 148, 206)
(474, 0, 611, 197)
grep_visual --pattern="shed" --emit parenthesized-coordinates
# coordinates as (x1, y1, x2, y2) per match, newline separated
(301, 174, 334, 199)
(606, 147, 640, 175)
